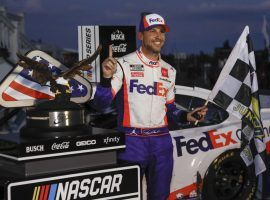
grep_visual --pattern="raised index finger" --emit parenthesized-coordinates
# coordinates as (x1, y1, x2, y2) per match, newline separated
(109, 45, 113, 57)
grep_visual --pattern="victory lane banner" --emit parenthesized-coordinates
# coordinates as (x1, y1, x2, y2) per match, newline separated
(7, 165, 140, 200)
(78, 26, 136, 82)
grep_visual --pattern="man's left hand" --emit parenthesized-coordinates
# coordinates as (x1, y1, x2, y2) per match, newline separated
(187, 106, 208, 123)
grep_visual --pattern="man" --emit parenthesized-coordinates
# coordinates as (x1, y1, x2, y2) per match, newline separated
(94, 12, 207, 200)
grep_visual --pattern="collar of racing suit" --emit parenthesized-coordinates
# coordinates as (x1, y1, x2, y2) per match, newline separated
(136, 47, 161, 67)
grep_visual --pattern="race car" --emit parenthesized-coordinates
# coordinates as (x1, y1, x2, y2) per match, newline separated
(89, 85, 270, 200)
(166, 85, 270, 200)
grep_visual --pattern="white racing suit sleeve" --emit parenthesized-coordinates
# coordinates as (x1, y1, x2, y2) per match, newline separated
(93, 59, 124, 110)
(165, 69, 188, 123)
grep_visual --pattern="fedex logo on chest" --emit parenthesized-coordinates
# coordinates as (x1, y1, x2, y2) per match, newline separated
(129, 79, 167, 97)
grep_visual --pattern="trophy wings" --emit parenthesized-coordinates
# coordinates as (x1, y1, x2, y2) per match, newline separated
(16, 45, 102, 94)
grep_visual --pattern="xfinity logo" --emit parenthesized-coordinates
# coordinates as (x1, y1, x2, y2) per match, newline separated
(104, 137, 120, 144)
(130, 79, 167, 97)
(174, 130, 238, 156)
(76, 140, 96, 147)
(51, 142, 70, 150)
(26, 145, 44, 153)
(32, 174, 123, 200)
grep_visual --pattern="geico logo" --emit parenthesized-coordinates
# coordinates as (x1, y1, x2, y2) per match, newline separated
(26, 145, 44, 153)
(129, 79, 167, 97)
(174, 130, 238, 157)
(149, 18, 163, 23)
(52, 174, 123, 200)
(76, 140, 96, 146)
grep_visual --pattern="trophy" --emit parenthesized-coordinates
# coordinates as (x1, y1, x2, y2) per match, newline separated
(16, 46, 102, 139)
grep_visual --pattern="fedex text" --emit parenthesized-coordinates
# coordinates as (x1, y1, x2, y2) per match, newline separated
(174, 130, 238, 157)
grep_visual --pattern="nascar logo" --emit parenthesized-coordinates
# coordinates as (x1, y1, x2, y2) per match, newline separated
(32, 174, 123, 200)
(8, 166, 140, 200)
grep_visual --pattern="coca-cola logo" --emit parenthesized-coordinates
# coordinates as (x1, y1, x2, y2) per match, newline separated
(51, 142, 70, 151)
(112, 43, 127, 53)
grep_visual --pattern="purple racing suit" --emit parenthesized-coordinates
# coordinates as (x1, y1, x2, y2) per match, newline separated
(93, 48, 187, 200)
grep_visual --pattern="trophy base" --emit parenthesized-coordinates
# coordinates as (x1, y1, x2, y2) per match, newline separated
(22, 99, 88, 139)
(20, 124, 91, 139)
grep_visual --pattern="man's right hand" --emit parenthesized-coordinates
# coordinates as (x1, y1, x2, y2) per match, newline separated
(102, 45, 117, 78)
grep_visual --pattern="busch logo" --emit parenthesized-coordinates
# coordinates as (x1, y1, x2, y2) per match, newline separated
(174, 130, 238, 156)
(26, 145, 44, 153)
(130, 79, 167, 97)
(111, 30, 125, 41)
(51, 142, 70, 150)
(112, 43, 127, 53)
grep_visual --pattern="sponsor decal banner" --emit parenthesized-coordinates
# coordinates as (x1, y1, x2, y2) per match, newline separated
(131, 72, 144, 77)
(78, 26, 136, 82)
(159, 77, 171, 83)
(161, 67, 168, 78)
(130, 65, 144, 71)
(7, 165, 140, 200)
(0, 133, 124, 160)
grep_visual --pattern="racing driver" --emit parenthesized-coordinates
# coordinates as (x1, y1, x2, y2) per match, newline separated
(93, 12, 208, 200)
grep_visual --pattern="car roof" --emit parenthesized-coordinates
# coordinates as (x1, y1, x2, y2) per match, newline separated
(175, 85, 210, 100)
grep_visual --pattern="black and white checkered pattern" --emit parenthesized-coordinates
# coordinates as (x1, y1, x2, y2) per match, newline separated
(209, 26, 266, 176)
(213, 59, 251, 112)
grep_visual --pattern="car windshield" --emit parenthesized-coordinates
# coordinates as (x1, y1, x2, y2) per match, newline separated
(168, 94, 229, 130)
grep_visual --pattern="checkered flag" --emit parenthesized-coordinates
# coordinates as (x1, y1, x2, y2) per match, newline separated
(208, 26, 266, 176)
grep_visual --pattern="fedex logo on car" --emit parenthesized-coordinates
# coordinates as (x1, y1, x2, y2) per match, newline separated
(130, 79, 167, 97)
(174, 130, 238, 157)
